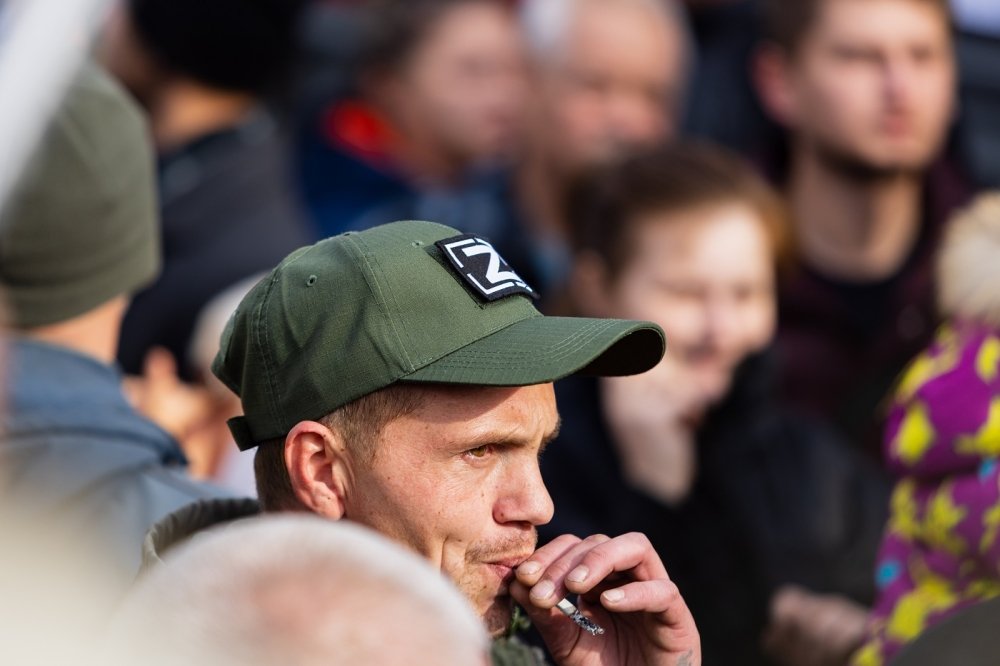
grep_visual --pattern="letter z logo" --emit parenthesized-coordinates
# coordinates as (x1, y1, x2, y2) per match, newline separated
(436, 234, 537, 302)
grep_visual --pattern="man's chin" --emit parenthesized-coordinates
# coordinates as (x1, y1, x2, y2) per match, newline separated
(813, 140, 929, 183)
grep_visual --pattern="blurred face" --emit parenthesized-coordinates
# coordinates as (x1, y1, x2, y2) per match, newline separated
(344, 384, 557, 637)
(387, 2, 528, 169)
(539, 0, 686, 172)
(606, 205, 777, 400)
(783, 0, 955, 175)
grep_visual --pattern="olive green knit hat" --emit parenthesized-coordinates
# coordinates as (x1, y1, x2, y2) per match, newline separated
(214, 221, 666, 450)
(0, 64, 160, 328)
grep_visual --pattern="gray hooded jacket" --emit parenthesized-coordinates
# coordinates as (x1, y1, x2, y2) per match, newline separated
(0, 338, 226, 588)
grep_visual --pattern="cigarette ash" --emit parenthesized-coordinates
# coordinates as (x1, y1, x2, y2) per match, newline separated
(568, 609, 605, 636)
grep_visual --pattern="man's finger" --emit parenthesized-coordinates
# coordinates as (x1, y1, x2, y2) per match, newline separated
(515, 534, 581, 585)
(560, 532, 669, 597)
(598, 579, 695, 630)
(518, 534, 611, 609)
(143, 346, 179, 386)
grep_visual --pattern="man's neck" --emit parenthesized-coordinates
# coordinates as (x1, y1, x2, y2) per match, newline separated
(149, 81, 256, 154)
(25, 298, 127, 366)
(788, 149, 924, 283)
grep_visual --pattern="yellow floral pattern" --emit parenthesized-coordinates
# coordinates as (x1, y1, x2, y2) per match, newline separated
(895, 327, 960, 402)
(888, 480, 920, 540)
(893, 402, 937, 466)
(923, 485, 968, 556)
(852, 324, 1000, 666)
(957, 399, 1000, 458)
(884, 569, 958, 642)
(976, 336, 1000, 383)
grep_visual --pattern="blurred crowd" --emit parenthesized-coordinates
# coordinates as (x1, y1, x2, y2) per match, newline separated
(1, 0, 999, 664)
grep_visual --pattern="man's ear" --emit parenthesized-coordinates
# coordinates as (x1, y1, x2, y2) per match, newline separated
(753, 44, 798, 128)
(570, 251, 615, 318)
(285, 420, 351, 520)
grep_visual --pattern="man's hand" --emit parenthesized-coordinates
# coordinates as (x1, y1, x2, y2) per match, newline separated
(763, 585, 869, 666)
(123, 348, 215, 441)
(599, 356, 713, 504)
(511, 533, 701, 666)
(123, 347, 230, 478)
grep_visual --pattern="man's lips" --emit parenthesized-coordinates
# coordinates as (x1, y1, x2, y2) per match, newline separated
(485, 554, 534, 591)
(879, 114, 917, 139)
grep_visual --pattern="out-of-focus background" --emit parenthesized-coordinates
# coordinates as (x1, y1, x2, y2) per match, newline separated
(1, 1, 998, 665)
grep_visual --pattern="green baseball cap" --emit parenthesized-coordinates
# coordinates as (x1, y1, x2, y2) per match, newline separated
(213, 221, 665, 450)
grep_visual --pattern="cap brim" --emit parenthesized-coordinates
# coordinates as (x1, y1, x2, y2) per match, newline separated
(402, 315, 665, 386)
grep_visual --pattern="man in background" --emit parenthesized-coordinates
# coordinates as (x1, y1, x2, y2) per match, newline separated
(0, 65, 221, 583)
(298, 0, 529, 243)
(754, 0, 971, 452)
(517, 0, 691, 288)
(100, 0, 310, 381)
(144, 220, 702, 665)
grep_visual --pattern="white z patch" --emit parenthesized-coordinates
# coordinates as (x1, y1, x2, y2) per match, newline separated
(436, 234, 537, 302)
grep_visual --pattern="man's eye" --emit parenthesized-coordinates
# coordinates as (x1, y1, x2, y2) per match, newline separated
(466, 445, 492, 459)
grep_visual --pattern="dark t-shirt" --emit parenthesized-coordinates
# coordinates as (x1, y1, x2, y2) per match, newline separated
(118, 112, 310, 379)
(776, 159, 973, 455)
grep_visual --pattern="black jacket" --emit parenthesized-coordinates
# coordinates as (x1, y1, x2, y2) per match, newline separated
(118, 112, 310, 379)
(540, 351, 890, 665)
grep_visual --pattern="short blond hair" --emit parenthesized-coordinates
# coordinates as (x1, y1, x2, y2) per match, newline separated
(254, 384, 425, 511)
(937, 192, 1000, 328)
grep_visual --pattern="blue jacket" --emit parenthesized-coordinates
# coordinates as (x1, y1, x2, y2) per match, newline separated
(0, 338, 227, 586)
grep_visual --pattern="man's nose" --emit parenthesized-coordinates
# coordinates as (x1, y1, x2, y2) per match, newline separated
(704, 296, 740, 349)
(494, 461, 555, 527)
(882, 56, 918, 108)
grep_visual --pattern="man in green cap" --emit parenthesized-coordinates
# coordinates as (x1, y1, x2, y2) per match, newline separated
(146, 220, 701, 665)
(0, 65, 224, 584)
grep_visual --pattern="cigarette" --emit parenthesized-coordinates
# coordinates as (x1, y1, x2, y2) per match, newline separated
(556, 597, 605, 636)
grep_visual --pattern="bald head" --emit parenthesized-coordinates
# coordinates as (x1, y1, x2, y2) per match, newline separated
(107, 516, 489, 666)
(522, 0, 690, 171)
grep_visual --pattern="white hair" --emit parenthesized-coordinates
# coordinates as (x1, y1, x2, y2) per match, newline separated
(188, 273, 266, 378)
(937, 191, 1000, 328)
(105, 516, 489, 666)
(521, 0, 689, 61)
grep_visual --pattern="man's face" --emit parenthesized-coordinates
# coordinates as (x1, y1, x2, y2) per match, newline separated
(780, 0, 955, 176)
(388, 2, 529, 168)
(537, 1, 686, 172)
(343, 384, 558, 637)
(606, 205, 776, 403)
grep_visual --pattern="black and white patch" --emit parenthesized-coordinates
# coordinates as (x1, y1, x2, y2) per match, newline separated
(436, 234, 537, 302)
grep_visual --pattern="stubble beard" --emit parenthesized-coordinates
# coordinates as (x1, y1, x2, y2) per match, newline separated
(461, 531, 539, 638)
(811, 135, 927, 185)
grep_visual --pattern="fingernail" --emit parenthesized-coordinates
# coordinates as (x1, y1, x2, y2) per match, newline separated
(518, 561, 540, 576)
(567, 566, 589, 583)
(531, 580, 555, 601)
(602, 589, 625, 603)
